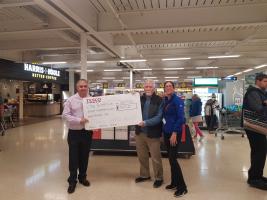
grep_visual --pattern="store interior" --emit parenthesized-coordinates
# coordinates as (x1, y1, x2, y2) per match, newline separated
(0, 1, 267, 200)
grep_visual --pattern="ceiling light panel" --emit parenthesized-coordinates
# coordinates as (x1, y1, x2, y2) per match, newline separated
(42, 61, 66, 64)
(162, 57, 191, 61)
(255, 64, 267, 69)
(163, 68, 184, 70)
(87, 61, 106, 64)
(208, 55, 240, 59)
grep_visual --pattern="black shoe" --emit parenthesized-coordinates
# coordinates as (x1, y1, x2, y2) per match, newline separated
(79, 179, 90, 187)
(153, 180, 163, 188)
(174, 188, 188, 197)
(135, 176, 151, 183)
(247, 179, 267, 190)
(165, 184, 177, 190)
(67, 184, 76, 194)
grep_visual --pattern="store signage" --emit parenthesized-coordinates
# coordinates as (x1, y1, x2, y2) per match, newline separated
(117, 83, 125, 87)
(135, 83, 144, 88)
(194, 78, 218, 86)
(103, 83, 109, 89)
(0, 60, 68, 84)
(222, 76, 237, 81)
(24, 64, 60, 80)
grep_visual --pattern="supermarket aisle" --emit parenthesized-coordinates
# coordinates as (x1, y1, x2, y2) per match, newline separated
(0, 118, 266, 200)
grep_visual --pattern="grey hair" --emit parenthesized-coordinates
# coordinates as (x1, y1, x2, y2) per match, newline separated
(144, 79, 156, 88)
(76, 79, 88, 87)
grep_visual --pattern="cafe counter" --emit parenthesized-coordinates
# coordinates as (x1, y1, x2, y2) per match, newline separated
(24, 102, 61, 117)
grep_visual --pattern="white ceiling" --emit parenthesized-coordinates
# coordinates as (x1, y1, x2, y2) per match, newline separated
(0, 0, 267, 83)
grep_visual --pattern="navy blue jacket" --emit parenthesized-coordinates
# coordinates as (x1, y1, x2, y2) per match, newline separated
(190, 99, 202, 117)
(163, 93, 185, 135)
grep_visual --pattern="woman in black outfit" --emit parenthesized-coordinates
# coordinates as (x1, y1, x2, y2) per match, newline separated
(162, 81, 187, 197)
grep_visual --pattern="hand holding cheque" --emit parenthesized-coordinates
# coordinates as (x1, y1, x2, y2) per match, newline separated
(79, 117, 88, 125)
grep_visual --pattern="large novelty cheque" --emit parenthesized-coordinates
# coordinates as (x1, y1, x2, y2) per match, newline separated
(83, 93, 142, 130)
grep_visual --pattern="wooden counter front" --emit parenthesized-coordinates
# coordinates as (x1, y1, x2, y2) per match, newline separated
(24, 102, 61, 117)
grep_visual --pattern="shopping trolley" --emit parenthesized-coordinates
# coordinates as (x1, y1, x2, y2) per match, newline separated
(225, 111, 245, 136)
(215, 108, 228, 140)
(215, 108, 245, 140)
(0, 108, 16, 135)
(0, 106, 5, 136)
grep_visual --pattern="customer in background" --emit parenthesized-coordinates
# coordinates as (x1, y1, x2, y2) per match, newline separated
(0, 93, 3, 115)
(135, 79, 164, 188)
(62, 79, 93, 194)
(163, 81, 187, 197)
(204, 93, 219, 133)
(243, 73, 267, 190)
(184, 94, 196, 137)
(3, 99, 12, 110)
(190, 94, 204, 141)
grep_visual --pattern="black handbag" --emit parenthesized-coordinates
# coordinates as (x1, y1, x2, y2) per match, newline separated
(243, 109, 267, 135)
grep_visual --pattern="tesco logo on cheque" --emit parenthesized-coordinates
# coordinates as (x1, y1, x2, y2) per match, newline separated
(87, 98, 101, 104)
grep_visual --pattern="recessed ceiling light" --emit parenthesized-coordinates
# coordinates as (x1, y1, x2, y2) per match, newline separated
(104, 69, 122, 72)
(255, 64, 267, 69)
(163, 68, 184, 70)
(87, 61, 105, 64)
(42, 61, 66, 64)
(234, 72, 242, 75)
(143, 77, 157, 79)
(243, 69, 253, 73)
(196, 67, 218, 69)
(162, 57, 191, 61)
(133, 68, 152, 71)
(208, 55, 240, 59)
(75, 70, 94, 72)
(120, 59, 147, 63)
(122, 77, 130, 79)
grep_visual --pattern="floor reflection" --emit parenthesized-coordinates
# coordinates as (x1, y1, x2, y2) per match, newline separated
(25, 160, 61, 187)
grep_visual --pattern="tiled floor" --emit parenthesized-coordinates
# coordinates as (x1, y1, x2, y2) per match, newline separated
(0, 118, 266, 200)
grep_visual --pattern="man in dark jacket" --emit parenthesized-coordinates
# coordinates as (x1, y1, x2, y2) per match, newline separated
(135, 79, 163, 188)
(243, 73, 267, 190)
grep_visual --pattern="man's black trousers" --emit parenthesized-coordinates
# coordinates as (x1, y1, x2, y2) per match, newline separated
(67, 129, 93, 185)
(246, 129, 267, 181)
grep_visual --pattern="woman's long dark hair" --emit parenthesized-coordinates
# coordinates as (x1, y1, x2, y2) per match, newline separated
(164, 81, 175, 92)
(164, 81, 175, 88)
